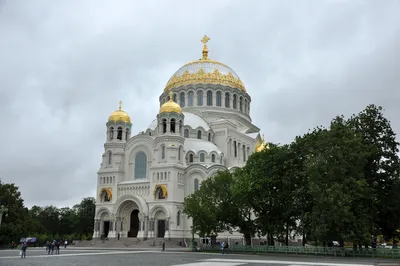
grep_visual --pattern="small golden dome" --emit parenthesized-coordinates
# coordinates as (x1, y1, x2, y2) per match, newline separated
(255, 134, 268, 152)
(159, 91, 182, 114)
(108, 101, 131, 123)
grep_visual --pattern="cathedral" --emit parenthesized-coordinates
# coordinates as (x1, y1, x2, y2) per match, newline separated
(93, 35, 266, 243)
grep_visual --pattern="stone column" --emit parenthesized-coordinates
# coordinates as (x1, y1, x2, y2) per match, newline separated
(92, 219, 99, 238)
(143, 216, 149, 239)
(165, 218, 171, 239)
(138, 213, 144, 238)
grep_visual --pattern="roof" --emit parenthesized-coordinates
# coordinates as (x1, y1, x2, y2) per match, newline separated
(183, 112, 210, 130)
(185, 138, 222, 155)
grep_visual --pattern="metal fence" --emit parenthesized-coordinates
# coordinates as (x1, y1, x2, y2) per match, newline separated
(197, 245, 400, 258)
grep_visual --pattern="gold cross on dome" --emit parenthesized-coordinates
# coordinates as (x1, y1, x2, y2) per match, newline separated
(201, 35, 210, 45)
(201, 35, 211, 60)
(119, 100, 123, 110)
(169, 91, 174, 101)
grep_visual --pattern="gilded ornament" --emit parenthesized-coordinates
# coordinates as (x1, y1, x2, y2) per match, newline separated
(164, 63, 246, 92)
(163, 35, 247, 93)
(108, 100, 131, 123)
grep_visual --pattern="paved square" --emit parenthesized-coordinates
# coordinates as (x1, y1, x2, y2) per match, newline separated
(0, 247, 390, 266)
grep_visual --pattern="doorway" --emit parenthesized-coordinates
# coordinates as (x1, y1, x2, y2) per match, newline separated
(157, 220, 165, 238)
(103, 221, 110, 237)
(128, 209, 140, 237)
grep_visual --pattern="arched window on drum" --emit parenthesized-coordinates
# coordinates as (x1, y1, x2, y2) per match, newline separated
(197, 90, 203, 106)
(216, 91, 222, 106)
(188, 91, 194, 106)
(134, 152, 147, 179)
(194, 179, 199, 192)
(180, 92, 185, 107)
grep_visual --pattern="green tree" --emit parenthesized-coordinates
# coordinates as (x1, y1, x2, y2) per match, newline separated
(75, 197, 95, 238)
(348, 105, 400, 239)
(305, 117, 372, 246)
(238, 144, 299, 245)
(0, 180, 30, 245)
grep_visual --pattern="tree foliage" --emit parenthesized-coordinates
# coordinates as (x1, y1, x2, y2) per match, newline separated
(0, 180, 96, 246)
(183, 104, 400, 246)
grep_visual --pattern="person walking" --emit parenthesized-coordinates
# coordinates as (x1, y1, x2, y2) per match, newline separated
(55, 241, 60, 255)
(20, 242, 28, 259)
(162, 241, 165, 251)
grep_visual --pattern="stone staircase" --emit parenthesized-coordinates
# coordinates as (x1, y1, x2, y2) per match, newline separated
(82, 238, 177, 248)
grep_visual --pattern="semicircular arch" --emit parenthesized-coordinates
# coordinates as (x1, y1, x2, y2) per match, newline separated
(149, 205, 171, 219)
(113, 194, 149, 216)
(95, 207, 111, 219)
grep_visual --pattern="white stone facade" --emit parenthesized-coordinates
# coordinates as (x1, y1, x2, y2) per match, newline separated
(93, 57, 263, 243)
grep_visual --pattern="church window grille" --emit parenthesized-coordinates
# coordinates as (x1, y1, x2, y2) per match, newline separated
(197, 130, 202, 139)
(244, 99, 248, 114)
(184, 129, 189, 138)
(208, 133, 211, 141)
(233, 95, 237, 109)
(189, 153, 194, 163)
(200, 153, 205, 162)
(162, 119, 167, 133)
(178, 146, 181, 160)
(194, 179, 199, 192)
(207, 91, 213, 106)
(197, 90, 203, 106)
(108, 151, 112, 164)
(134, 152, 147, 179)
(117, 127, 123, 140)
(179, 120, 183, 134)
(233, 141, 237, 157)
(216, 91, 222, 106)
(243, 144, 246, 161)
(161, 146, 165, 160)
(211, 154, 215, 163)
(180, 92, 185, 107)
(188, 91, 194, 106)
(239, 97, 243, 111)
(109, 127, 114, 140)
(173, 93, 177, 102)
(225, 93, 230, 108)
(170, 118, 176, 133)
(177, 211, 181, 226)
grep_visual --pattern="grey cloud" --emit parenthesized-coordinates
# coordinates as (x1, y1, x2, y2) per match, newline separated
(0, 0, 398, 207)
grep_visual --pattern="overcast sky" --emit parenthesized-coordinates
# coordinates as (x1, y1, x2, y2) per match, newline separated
(0, 0, 399, 208)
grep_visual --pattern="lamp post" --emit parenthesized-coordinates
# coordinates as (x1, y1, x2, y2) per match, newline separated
(0, 205, 8, 229)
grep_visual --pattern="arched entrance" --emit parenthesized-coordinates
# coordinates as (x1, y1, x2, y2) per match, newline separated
(155, 210, 166, 238)
(128, 209, 140, 237)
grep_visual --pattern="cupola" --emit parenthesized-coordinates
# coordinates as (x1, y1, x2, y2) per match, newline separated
(159, 91, 182, 114)
(108, 101, 131, 123)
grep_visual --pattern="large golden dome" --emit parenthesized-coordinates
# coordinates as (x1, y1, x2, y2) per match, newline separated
(159, 92, 182, 114)
(108, 101, 131, 123)
(164, 35, 246, 93)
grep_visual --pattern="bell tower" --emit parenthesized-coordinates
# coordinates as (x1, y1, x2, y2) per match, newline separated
(149, 92, 186, 237)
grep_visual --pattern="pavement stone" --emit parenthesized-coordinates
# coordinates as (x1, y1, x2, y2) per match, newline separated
(0, 248, 397, 266)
